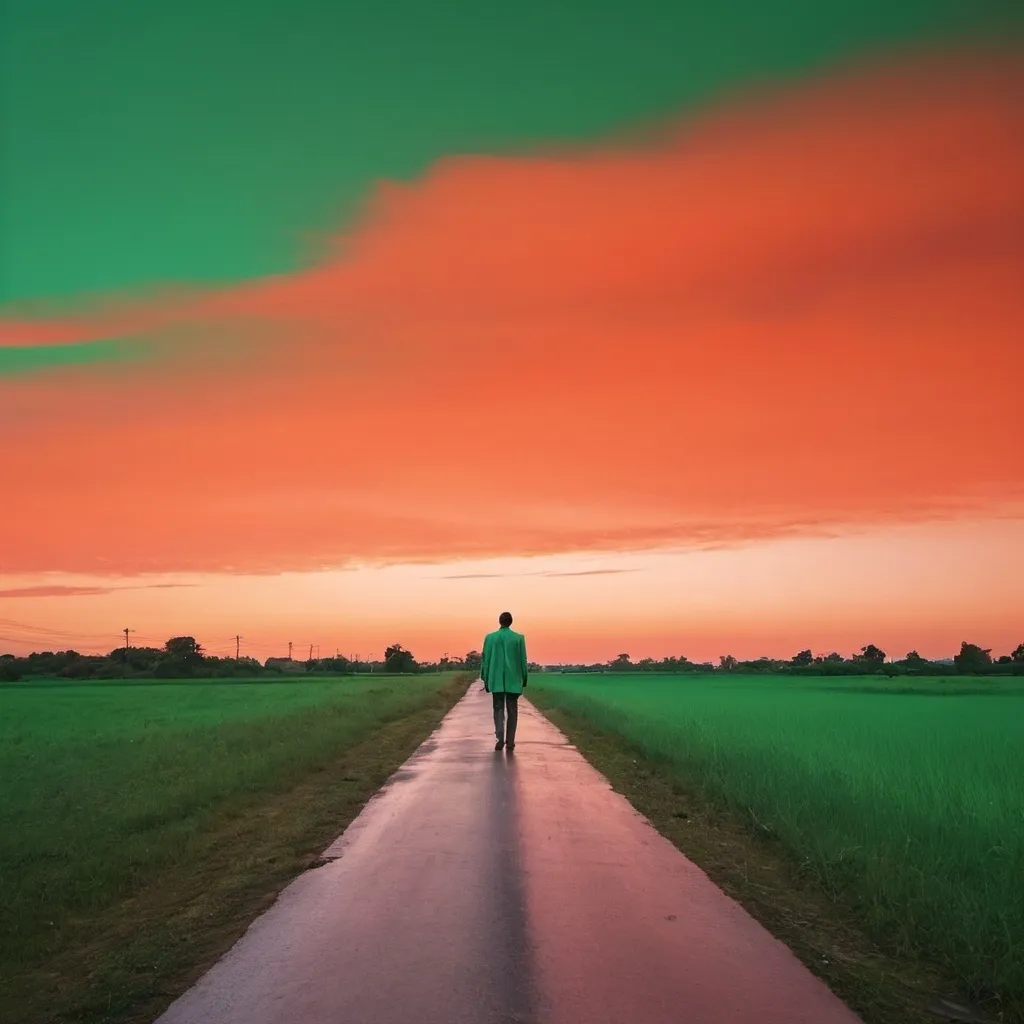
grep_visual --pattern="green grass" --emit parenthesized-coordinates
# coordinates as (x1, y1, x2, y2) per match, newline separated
(0, 674, 467, 1022)
(530, 673, 1024, 1020)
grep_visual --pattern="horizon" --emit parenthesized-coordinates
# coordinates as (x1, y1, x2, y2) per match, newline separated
(0, 637, 990, 667)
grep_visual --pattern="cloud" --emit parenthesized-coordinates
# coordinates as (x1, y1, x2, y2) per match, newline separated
(0, 586, 117, 598)
(435, 573, 510, 580)
(1, 48, 1022, 575)
(433, 568, 640, 579)
(0, 583, 197, 598)
(542, 569, 640, 577)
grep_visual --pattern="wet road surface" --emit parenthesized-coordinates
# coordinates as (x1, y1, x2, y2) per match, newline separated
(156, 689, 862, 1024)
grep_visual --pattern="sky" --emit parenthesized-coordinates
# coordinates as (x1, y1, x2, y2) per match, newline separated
(1, 1, 1022, 663)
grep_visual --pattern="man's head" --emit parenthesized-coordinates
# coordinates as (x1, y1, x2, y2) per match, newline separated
(498, 611, 513, 628)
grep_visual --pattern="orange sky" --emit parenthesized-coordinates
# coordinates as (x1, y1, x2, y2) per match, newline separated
(1, 50, 1022, 660)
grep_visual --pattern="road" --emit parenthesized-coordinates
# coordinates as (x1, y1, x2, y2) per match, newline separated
(156, 688, 862, 1024)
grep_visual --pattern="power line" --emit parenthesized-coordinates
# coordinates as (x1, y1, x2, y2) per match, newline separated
(0, 617, 126, 641)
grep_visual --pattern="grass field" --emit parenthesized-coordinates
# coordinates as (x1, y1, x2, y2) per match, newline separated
(530, 673, 1024, 1020)
(0, 673, 468, 1024)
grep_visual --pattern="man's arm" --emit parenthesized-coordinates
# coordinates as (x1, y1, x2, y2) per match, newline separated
(481, 635, 490, 691)
(521, 634, 528, 688)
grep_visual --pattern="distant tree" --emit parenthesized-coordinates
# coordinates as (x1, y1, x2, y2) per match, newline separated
(953, 642, 992, 674)
(127, 646, 162, 672)
(996, 655, 1012, 665)
(791, 649, 813, 667)
(156, 636, 205, 677)
(659, 656, 693, 673)
(719, 654, 737, 671)
(264, 657, 305, 674)
(384, 644, 417, 673)
(822, 652, 845, 664)
(610, 653, 632, 671)
(464, 650, 482, 672)
(856, 644, 886, 664)
(164, 636, 204, 664)
(60, 651, 95, 679)
(738, 657, 780, 673)
(899, 650, 931, 675)
(1011, 643, 1024, 663)
(318, 656, 351, 674)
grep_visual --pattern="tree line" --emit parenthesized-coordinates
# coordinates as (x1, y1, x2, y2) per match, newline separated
(1, 637, 1020, 683)
(558, 642, 1024, 676)
(0, 638, 522, 682)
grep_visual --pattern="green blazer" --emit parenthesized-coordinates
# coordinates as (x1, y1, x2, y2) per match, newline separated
(481, 626, 528, 694)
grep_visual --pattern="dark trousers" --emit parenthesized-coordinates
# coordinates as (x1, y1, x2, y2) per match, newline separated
(492, 691, 519, 744)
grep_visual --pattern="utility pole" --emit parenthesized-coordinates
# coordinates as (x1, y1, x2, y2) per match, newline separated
(309, 643, 313, 662)
(288, 641, 293, 660)
(235, 634, 242, 660)
(122, 627, 134, 678)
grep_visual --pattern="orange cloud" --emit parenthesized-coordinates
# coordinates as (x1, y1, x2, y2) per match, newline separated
(2, 49, 1022, 575)
(0, 584, 196, 598)
(0, 585, 115, 598)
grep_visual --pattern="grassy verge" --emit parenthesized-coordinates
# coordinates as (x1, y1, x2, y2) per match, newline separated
(529, 675, 1022, 1024)
(0, 673, 471, 1024)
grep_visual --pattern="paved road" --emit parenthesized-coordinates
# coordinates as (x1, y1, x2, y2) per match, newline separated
(157, 689, 862, 1024)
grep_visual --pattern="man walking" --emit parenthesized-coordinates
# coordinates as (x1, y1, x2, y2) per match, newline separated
(481, 611, 528, 752)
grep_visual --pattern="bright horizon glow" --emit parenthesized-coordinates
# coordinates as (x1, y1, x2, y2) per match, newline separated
(2, 517, 1021, 664)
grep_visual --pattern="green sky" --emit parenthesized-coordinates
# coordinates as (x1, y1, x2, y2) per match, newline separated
(1, 0, 1017, 304)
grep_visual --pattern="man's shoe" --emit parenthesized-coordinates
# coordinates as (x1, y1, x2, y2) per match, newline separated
(494, 739, 504, 750)
(506, 743, 515, 754)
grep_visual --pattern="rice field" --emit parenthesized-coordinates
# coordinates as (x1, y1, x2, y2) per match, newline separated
(0, 675, 457, 973)
(530, 672, 1024, 1016)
